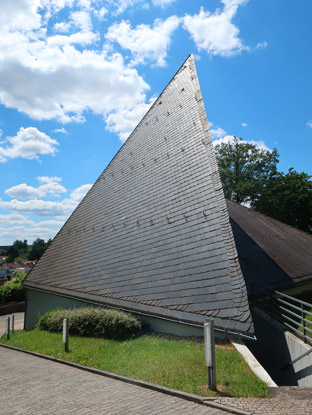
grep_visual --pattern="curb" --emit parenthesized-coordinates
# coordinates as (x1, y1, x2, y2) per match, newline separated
(233, 339, 277, 387)
(0, 342, 251, 415)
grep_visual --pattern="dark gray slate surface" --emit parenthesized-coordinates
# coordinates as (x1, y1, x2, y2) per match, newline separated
(23, 55, 253, 335)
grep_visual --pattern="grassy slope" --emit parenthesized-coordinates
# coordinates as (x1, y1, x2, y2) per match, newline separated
(0, 330, 270, 398)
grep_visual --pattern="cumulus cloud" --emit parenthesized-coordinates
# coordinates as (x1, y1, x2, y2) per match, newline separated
(210, 126, 227, 139)
(0, 214, 65, 245)
(0, 127, 59, 163)
(183, 0, 248, 57)
(307, 120, 312, 128)
(0, 0, 42, 32)
(0, 213, 33, 226)
(152, 0, 176, 7)
(106, 0, 175, 15)
(52, 127, 68, 134)
(0, 180, 93, 243)
(106, 98, 155, 141)
(0, 2, 150, 128)
(70, 183, 92, 201)
(0, 182, 91, 217)
(106, 16, 180, 66)
(256, 41, 267, 49)
(213, 135, 272, 152)
(5, 177, 67, 199)
(242, 122, 247, 127)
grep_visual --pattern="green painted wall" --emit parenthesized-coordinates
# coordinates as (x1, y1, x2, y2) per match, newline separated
(25, 288, 206, 337)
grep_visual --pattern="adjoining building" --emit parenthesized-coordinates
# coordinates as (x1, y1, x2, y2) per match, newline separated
(23, 55, 254, 338)
(227, 199, 312, 298)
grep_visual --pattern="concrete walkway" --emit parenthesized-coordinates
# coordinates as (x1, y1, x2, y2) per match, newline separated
(0, 347, 227, 415)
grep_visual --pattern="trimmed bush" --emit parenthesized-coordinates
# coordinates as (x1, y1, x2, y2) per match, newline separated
(37, 307, 143, 340)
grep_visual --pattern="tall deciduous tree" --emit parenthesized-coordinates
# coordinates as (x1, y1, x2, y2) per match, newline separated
(29, 238, 51, 260)
(253, 168, 312, 233)
(215, 137, 312, 234)
(214, 137, 279, 204)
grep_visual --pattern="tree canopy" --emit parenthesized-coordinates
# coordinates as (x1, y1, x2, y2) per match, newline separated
(253, 168, 312, 233)
(215, 137, 312, 234)
(214, 137, 279, 204)
(29, 238, 52, 261)
(5, 238, 51, 262)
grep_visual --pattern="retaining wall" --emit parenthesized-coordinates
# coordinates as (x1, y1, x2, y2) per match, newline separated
(245, 307, 312, 386)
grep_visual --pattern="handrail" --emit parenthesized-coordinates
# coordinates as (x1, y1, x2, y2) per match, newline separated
(251, 282, 312, 345)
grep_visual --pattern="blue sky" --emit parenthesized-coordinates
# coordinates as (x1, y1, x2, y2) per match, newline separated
(0, 0, 311, 245)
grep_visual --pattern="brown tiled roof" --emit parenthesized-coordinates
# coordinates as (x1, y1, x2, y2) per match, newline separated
(227, 200, 312, 286)
(23, 55, 253, 336)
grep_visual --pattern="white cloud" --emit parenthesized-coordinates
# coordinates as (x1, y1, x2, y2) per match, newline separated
(0, 0, 42, 32)
(213, 135, 272, 152)
(37, 176, 62, 183)
(5, 184, 47, 199)
(183, 1, 248, 57)
(54, 21, 71, 33)
(210, 126, 227, 138)
(70, 183, 92, 201)
(106, 16, 180, 66)
(106, 98, 155, 141)
(93, 6, 108, 20)
(242, 122, 247, 127)
(0, 127, 59, 163)
(0, 198, 76, 217)
(0, 183, 91, 217)
(307, 120, 312, 128)
(152, 0, 176, 7)
(70, 10, 93, 32)
(256, 41, 267, 49)
(52, 127, 68, 134)
(0, 214, 65, 245)
(0, 1, 150, 128)
(5, 178, 66, 199)
(0, 213, 33, 226)
(0, 181, 93, 244)
(106, 0, 176, 15)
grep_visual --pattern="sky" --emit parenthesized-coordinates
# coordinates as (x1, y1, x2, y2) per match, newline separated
(1, 0, 312, 246)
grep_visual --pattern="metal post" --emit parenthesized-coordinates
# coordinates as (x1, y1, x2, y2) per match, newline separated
(5, 317, 10, 340)
(62, 318, 69, 352)
(301, 304, 306, 342)
(12, 314, 15, 334)
(204, 320, 216, 391)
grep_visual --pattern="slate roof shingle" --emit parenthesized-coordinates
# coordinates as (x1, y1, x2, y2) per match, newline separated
(23, 55, 254, 336)
(227, 199, 312, 292)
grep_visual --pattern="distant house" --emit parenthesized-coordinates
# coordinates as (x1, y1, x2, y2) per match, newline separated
(0, 269, 6, 280)
(23, 55, 254, 338)
(22, 261, 37, 270)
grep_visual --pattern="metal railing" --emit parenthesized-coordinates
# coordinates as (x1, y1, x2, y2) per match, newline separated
(251, 283, 312, 346)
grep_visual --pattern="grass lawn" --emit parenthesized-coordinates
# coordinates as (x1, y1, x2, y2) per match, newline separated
(0, 330, 270, 398)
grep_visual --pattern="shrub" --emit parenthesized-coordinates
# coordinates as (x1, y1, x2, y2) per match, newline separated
(0, 273, 26, 304)
(37, 307, 143, 340)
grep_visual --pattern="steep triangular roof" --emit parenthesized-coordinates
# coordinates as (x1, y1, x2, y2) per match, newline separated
(24, 55, 253, 336)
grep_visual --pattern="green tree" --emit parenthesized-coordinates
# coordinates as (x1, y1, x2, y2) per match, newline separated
(215, 138, 312, 234)
(29, 238, 50, 260)
(253, 168, 312, 233)
(13, 240, 25, 251)
(214, 137, 279, 204)
(6, 245, 19, 262)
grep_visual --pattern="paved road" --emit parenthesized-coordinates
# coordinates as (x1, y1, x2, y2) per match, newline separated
(0, 347, 227, 415)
